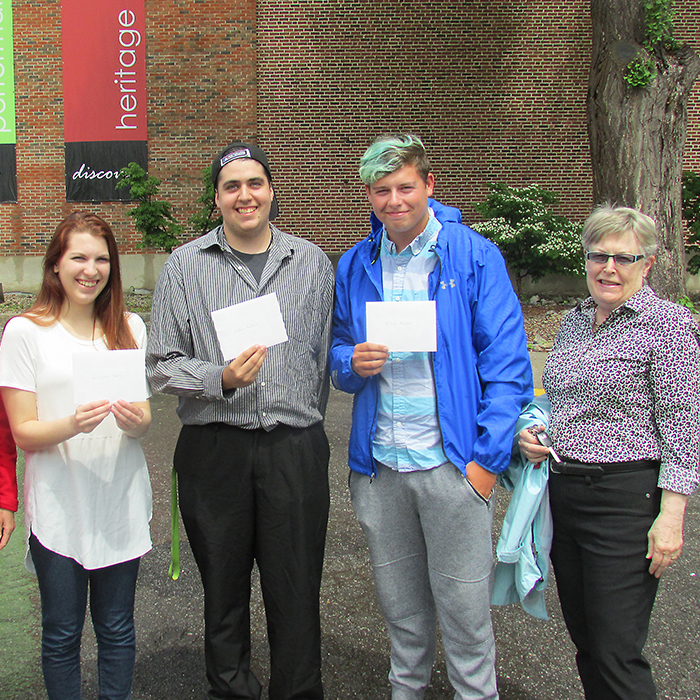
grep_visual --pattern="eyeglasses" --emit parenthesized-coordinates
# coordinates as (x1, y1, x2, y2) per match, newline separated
(585, 251, 645, 266)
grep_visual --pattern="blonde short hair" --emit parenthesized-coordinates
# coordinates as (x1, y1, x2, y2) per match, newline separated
(582, 204, 658, 257)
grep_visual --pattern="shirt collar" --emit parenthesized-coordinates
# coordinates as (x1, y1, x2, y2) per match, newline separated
(381, 207, 441, 257)
(203, 224, 284, 258)
(580, 284, 655, 318)
(622, 284, 656, 313)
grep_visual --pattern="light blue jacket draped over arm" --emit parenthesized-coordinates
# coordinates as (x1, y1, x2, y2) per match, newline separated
(491, 394, 552, 620)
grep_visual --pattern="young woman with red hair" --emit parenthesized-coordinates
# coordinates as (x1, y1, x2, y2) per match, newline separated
(0, 212, 152, 700)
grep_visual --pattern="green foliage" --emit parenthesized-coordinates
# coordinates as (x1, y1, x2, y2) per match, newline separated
(189, 166, 222, 236)
(643, 0, 676, 47)
(124, 287, 153, 314)
(682, 170, 700, 274)
(624, 56, 656, 87)
(623, 0, 678, 88)
(0, 291, 153, 315)
(116, 162, 182, 252)
(0, 293, 34, 315)
(678, 295, 697, 313)
(472, 183, 584, 296)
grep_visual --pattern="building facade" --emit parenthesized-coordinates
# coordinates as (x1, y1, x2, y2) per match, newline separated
(1, 0, 699, 290)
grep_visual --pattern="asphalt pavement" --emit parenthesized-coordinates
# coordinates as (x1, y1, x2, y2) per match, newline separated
(1, 362, 699, 699)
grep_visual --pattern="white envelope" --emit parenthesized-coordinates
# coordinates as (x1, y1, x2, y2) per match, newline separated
(211, 292, 289, 360)
(365, 301, 437, 352)
(72, 349, 148, 404)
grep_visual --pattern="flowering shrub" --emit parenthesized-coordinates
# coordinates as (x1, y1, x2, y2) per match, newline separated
(472, 183, 584, 296)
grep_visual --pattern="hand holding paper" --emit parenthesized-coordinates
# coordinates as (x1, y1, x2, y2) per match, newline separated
(351, 342, 389, 378)
(211, 293, 288, 360)
(222, 344, 268, 390)
(110, 399, 149, 438)
(73, 400, 112, 435)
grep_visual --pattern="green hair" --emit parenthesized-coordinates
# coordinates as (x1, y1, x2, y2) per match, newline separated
(358, 133, 431, 185)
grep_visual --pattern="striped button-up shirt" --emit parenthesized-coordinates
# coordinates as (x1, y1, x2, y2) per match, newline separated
(373, 210, 448, 471)
(146, 225, 334, 430)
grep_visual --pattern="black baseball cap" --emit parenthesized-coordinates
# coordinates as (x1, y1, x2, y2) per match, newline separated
(211, 142, 279, 220)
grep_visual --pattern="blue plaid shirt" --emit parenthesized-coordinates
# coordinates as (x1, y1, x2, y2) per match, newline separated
(373, 209, 448, 472)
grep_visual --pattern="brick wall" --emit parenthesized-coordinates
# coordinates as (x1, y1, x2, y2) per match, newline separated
(3, 0, 257, 256)
(258, 0, 594, 253)
(144, 0, 258, 254)
(1, 0, 698, 259)
(678, 11, 700, 194)
(258, 0, 700, 254)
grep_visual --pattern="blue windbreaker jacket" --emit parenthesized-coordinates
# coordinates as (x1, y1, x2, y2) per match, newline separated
(329, 199, 534, 477)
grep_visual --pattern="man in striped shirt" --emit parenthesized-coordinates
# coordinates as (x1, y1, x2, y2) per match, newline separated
(147, 142, 334, 700)
(330, 134, 533, 700)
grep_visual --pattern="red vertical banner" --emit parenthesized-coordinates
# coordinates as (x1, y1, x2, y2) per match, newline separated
(62, 0, 147, 201)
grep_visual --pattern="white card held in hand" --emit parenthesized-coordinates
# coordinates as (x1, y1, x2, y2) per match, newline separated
(365, 301, 437, 352)
(211, 292, 289, 360)
(72, 349, 148, 405)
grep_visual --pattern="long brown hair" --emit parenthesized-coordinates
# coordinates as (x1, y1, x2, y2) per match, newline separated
(23, 212, 137, 350)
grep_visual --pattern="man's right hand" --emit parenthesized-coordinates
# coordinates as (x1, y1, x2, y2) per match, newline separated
(351, 342, 389, 377)
(222, 345, 267, 390)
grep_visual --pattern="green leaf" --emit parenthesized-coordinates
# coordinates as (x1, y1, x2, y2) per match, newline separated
(116, 162, 181, 252)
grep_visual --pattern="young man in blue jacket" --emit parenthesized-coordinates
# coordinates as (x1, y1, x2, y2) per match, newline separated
(330, 134, 533, 700)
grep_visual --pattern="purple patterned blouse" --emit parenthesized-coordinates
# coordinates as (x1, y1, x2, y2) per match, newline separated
(543, 285, 700, 495)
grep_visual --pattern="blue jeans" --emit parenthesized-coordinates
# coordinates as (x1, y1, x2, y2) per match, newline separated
(29, 534, 141, 700)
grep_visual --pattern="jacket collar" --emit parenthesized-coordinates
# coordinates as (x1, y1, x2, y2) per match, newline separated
(366, 197, 462, 262)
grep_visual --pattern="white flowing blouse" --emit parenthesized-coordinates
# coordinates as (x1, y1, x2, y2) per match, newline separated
(0, 314, 152, 571)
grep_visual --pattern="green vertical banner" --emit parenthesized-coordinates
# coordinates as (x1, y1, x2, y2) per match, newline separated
(0, 0, 17, 203)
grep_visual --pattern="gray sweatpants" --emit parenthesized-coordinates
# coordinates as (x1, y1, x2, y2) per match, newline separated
(350, 462, 499, 700)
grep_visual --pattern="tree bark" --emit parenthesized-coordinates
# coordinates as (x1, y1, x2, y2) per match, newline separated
(588, 0, 700, 300)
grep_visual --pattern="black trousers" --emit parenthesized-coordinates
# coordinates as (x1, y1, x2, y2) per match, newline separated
(174, 421, 330, 700)
(549, 469, 661, 700)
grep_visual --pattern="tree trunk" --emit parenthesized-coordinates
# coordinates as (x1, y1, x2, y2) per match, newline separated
(588, 0, 700, 300)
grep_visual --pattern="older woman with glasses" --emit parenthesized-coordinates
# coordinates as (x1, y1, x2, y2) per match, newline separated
(518, 204, 700, 700)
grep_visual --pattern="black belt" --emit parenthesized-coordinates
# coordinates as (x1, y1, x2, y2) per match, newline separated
(550, 459, 660, 476)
